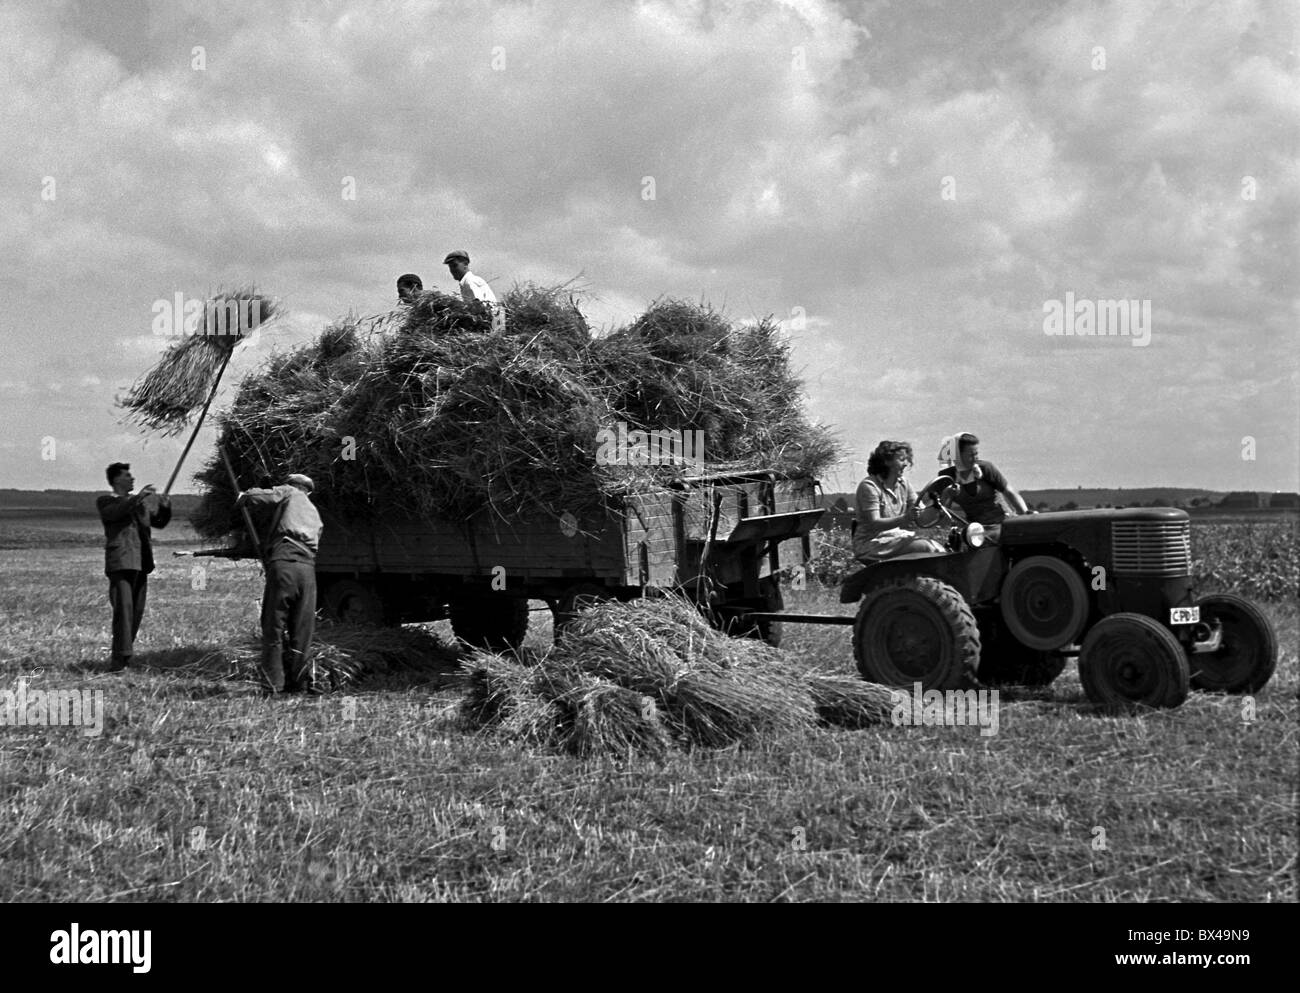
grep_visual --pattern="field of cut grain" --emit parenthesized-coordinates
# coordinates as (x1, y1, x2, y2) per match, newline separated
(0, 518, 1295, 902)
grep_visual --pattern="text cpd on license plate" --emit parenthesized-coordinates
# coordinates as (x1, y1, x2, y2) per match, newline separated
(1170, 606, 1200, 624)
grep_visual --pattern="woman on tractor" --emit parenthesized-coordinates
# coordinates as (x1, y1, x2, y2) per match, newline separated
(852, 440, 947, 563)
(918, 432, 1033, 530)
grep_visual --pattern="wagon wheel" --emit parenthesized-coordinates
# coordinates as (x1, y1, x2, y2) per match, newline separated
(853, 576, 980, 691)
(1078, 613, 1189, 710)
(323, 579, 393, 626)
(1188, 593, 1278, 694)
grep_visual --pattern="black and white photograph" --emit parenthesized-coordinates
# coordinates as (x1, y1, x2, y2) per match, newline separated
(0, 0, 1295, 932)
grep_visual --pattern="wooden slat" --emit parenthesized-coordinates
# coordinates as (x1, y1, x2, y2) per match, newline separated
(317, 507, 627, 579)
(314, 474, 820, 583)
(622, 490, 677, 586)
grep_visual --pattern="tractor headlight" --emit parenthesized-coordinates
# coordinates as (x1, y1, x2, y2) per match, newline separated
(965, 522, 986, 548)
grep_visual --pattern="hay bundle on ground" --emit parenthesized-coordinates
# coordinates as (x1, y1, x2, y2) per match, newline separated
(183, 622, 459, 692)
(191, 287, 839, 541)
(805, 675, 899, 729)
(667, 669, 815, 747)
(460, 597, 892, 758)
(560, 597, 784, 677)
(562, 678, 673, 759)
(462, 653, 573, 741)
(122, 290, 280, 435)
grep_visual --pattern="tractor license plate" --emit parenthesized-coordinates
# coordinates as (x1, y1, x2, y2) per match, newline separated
(1170, 606, 1200, 625)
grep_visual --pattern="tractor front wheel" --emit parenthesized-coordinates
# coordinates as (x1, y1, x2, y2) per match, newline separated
(1078, 613, 1189, 710)
(853, 576, 980, 691)
(1189, 593, 1277, 694)
(999, 555, 1089, 651)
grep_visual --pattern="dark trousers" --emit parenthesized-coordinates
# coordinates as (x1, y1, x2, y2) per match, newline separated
(260, 557, 317, 692)
(108, 570, 148, 664)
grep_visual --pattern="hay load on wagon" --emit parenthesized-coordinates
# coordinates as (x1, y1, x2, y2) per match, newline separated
(190, 283, 839, 540)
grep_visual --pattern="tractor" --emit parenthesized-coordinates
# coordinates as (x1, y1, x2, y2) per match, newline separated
(838, 485, 1278, 709)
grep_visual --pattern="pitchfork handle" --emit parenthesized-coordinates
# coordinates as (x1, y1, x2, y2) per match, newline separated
(220, 444, 264, 560)
(163, 344, 235, 496)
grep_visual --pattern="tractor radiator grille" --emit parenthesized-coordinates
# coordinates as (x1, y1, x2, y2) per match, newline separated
(1111, 520, 1192, 576)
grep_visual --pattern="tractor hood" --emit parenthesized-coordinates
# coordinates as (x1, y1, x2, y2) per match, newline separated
(1001, 506, 1189, 544)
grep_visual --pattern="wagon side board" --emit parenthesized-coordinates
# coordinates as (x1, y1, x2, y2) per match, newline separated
(314, 506, 629, 583)
(313, 472, 823, 598)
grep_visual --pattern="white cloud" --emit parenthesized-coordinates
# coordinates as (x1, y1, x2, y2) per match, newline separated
(0, 0, 1294, 491)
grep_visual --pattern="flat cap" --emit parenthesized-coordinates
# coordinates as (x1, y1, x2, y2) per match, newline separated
(442, 250, 470, 264)
(285, 473, 315, 493)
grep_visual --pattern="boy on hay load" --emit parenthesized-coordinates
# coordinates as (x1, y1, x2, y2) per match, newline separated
(396, 273, 423, 304)
(97, 462, 171, 671)
(443, 249, 505, 331)
(236, 473, 324, 695)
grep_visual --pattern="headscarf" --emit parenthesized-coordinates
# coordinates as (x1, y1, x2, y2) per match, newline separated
(938, 432, 982, 482)
(936, 433, 968, 467)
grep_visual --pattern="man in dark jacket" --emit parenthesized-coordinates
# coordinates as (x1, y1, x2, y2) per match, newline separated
(96, 462, 171, 671)
(237, 473, 323, 694)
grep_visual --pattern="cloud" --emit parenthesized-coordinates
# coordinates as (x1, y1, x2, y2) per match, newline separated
(1, 0, 1295, 492)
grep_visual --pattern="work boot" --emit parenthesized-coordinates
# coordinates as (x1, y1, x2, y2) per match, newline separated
(108, 655, 131, 673)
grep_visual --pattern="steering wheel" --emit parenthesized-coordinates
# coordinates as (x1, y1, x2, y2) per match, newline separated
(914, 476, 966, 529)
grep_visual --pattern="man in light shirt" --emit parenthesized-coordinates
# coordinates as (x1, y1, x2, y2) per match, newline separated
(443, 249, 505, 331)
(236, 473, 324, 694)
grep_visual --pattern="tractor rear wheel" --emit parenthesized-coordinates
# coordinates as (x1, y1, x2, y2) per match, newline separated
(449, 594, 529, 652)
(853, 576, 980, 691)
(1189, 593, 1277, 693)
(1078, 613, 1189, 710)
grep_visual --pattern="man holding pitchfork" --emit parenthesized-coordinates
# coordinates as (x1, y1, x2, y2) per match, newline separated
(97, 462, 171, 672)
(236, 473, 324, 695)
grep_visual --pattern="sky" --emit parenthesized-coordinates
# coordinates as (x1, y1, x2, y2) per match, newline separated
(1, 0, 1297, 495)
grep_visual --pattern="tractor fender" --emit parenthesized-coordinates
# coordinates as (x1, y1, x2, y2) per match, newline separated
(840, 546, 1006, 604)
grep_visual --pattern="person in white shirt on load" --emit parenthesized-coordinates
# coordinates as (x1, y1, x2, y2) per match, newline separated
(443, 249, 505, 331)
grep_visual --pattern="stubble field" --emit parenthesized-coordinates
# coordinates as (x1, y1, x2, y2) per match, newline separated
(0, 517, 1295, 902)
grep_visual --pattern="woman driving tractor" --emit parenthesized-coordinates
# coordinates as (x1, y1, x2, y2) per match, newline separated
(916, 432, 1034, 535)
